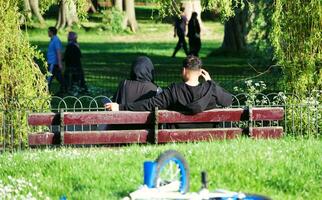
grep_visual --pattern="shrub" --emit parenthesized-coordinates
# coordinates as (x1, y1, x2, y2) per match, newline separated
(0, 1, 50, 150)
(272, 0, 322, 95)
(101, 7, 125, 33)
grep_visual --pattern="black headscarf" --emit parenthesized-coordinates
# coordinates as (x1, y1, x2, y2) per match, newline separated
(130, 56, 155, 83)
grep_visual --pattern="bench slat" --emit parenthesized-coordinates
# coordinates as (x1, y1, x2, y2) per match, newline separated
(28, 113, 60, 126)
(63, 111, 152, 125)
(158, 128, 243, 143)
(28, 107, 285, 146)
(64, 130, 149, 144)
(251, 107, 284, 121)
(158, 108, 247, 123)
(250, 127, 283, 139)
(28, 132, 55, 145)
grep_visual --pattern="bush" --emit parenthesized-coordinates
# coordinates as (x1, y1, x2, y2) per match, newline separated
(101, 7, 125, 33)
(0, 1, 50, 150)
(234, 81, 321, 136)
(272, 0, 322, 95)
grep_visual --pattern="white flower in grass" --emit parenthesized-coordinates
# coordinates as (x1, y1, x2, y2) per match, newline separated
(245, 80, 253, 87)
(255, 82, 260, 87)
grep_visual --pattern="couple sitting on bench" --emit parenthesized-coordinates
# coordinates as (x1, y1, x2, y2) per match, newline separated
(27, 56, 283, 146)
(107, 55, 232, 117)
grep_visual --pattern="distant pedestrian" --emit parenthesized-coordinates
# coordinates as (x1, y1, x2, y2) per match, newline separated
(172, 7, 188, 58)
(187, 12, 201, 57)
(64, 31, 87, 93)
(47, 26, 65, 94)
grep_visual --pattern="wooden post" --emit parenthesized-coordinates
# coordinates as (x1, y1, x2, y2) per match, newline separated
(248, 107, 253, 137)
(60, 109, 64, 145)
(154, 107, 159, 144)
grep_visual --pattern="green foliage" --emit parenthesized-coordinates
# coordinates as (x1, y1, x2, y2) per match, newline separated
(234, 80, 268, 106)
(272, 0, 322, 95)
(271, 0, 322, 135)
(247, 0, 274, 65)
(156, 0, 247, 20)
(0, 139, 321, 199)
(0, 1, 50, 149)
(284, 92, 321, 137)
(101, 7, 125, 33)
(18, 0, 89, 26)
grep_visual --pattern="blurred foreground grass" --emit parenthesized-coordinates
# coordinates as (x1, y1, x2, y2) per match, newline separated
(0, 138, 321, 199)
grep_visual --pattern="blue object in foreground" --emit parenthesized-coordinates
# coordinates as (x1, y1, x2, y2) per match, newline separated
(143, 161, 157, 188)
(59, 195, 67, 200)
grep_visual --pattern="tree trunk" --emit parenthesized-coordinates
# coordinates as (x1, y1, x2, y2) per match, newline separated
(87, 0, 97, 13)
(23, 0, 32, 20)
(23, 0, 45, 26)
(221, 4, 248, 52)
(124, 0, 137, 32)
(29, 0, 45, 25)
(114, 0, 123, 10)
(56, 0, 79, 29)
(182, 0, 203, 28)
(56, 0, 66, 29)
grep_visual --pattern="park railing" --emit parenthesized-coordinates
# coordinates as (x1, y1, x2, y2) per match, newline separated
(64, 69, 281, 96)
(0, 92, 321, 152)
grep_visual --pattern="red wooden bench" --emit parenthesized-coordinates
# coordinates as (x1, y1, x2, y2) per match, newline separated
(28, 107, 284, 146)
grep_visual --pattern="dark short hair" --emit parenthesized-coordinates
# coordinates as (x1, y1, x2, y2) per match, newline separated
(183, 55, 202, 70)
(48, 26, 57, 35)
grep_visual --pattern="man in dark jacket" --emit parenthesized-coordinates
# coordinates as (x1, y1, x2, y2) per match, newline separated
(171, 7, 189, 57)
(106, 56, 232, 114)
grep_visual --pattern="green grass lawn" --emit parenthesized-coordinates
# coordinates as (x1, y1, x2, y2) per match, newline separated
(0, 138, 321, 199)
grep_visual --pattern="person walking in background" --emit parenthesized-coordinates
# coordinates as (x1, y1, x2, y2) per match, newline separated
(47, 26, 65, 94)
(171, 7, 188, 58)
(64, 31, 87, 93)
(187, 12, 201, 57)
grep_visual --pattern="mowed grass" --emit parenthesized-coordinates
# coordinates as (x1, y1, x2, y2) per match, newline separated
(0, 138, 321, 199)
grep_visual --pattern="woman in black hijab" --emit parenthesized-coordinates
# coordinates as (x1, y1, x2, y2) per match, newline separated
(100, 56, 161, 130)
(187, 12, 201, 57)
(113, 56, 161, 104)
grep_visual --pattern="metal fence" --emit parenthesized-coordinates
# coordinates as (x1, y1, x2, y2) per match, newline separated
(0, 92, 321, 152)
(61, 69, 282, 97)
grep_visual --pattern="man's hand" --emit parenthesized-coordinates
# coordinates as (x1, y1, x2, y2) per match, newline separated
(201, 69, 211, 81)
(105, 103, 119, 111)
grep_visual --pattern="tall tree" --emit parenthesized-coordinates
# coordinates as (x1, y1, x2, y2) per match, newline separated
(23, 0, 46, 26)
(181, 0, 203, 28)
(114, 0, 123, 10)
(56, 0, 78, 29)
(113, 0, 138, 32)
(124, 0, 138, 32)
(221, 3, 248, 52)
